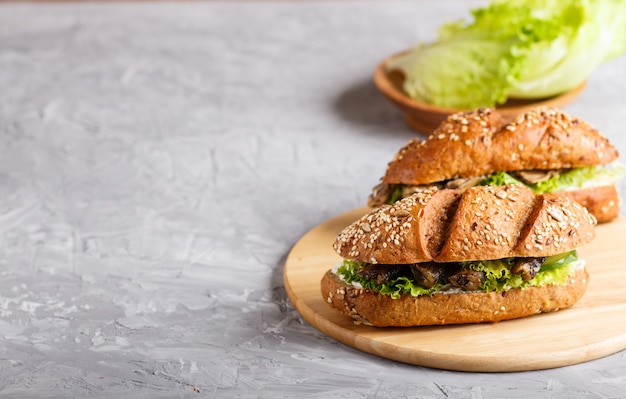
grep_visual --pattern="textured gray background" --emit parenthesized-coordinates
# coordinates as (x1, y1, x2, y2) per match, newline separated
(1, 1, 626, 398)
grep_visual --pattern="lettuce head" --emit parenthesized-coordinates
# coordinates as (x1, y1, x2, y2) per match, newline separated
(388, 0, 626, 108)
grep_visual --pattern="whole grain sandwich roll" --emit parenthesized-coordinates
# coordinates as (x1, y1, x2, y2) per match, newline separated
(369, 107, 623, 223)
(323, 185, 596, 327)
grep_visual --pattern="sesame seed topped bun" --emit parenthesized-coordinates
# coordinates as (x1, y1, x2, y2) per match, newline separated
(369, 107, 622, 223)
(323, 185, 596, 327)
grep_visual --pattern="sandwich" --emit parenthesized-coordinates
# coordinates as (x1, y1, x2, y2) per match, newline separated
(322, 184, 596, 327)
(369, 107, 623, 223)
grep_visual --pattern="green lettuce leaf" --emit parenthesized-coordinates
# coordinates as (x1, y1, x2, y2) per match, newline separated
(387, 185, 405, 205)
(389, 39, 519, 109)
(336, 250, 579, 298)
(531, 163, 626, 193)
(383, 163, 624, 205)
(389, 0, 626, 108)
(337, 260, 440, 299)
(460, 250, 578, 292)
(479, 163, 625, 194)
(478, 171, 525, 187)
(463, 258, 514, 292)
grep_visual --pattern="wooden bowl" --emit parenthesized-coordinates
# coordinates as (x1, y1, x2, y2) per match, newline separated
(374, 52, 587, 134)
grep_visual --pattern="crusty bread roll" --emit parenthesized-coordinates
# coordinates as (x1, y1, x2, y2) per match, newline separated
(369, 107, 621, 223)
(325, 185, 596, 327)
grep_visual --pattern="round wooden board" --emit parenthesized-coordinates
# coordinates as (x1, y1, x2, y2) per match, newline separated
(284, 207, 626, 372)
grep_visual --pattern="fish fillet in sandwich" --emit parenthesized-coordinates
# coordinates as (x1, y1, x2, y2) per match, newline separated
(369, 107, 623, 223)
(322, 184, 596, 327)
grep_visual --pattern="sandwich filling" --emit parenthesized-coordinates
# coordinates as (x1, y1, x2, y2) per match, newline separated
(371, 162, 625, 206)
(335, 250, 583, 299)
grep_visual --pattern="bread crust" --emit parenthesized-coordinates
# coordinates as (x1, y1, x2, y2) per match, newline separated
(334, 188, 461, 264)
(335, 185, 596, 264)
(382, 107, 619, 185)
(321, 268, 589, 327)
(435, 185, 536, 262)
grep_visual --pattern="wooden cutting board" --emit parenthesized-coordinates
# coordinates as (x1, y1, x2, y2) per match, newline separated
(283, 207, 626, 372)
